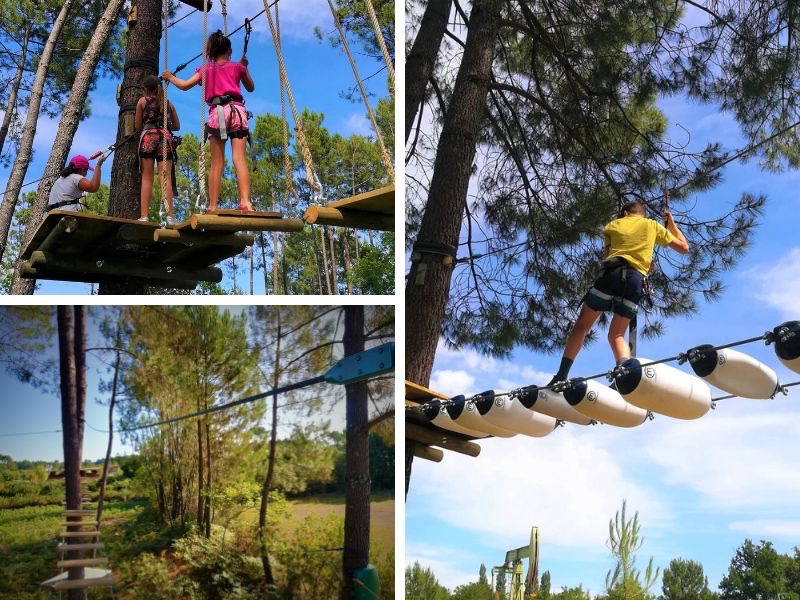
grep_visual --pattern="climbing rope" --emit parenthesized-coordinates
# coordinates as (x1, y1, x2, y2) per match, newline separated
(407, 328, 789, 415)
(220, 0, 228, 34)
(197, 0, 210, 211)
(363, 0, 394, 96)
(276, 3, 297, 213)
(261, 0, 324, 198)
(326, 0, 394, 183)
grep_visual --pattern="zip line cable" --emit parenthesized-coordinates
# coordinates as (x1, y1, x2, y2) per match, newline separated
(406, 328, 795, 414)
(0, 428, 62, 437)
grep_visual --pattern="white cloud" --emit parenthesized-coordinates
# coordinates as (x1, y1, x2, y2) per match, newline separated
(344, 113, 373, 137)
(729, 519, 800, 540)
(644, 408, 800, 511)
(406, 543, 482, 592)
(411, 431, 671, 552)
(751, 247, 800, 319)
(429, 369, 475, 397)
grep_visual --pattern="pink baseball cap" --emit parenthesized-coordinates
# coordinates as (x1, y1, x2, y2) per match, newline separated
(69, 155, 93, 171)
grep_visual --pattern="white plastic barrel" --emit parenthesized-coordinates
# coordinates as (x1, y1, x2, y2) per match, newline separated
(516, 385, 593, 425)
(773, 321, 800, 375)
(421, 398, 490, 438)
(616, 358, 712, 420)
(446, 395, 517, 438)
(479, 391, 557, 437)
(563, 379, 648, 428)
(687, 345, 779, 399)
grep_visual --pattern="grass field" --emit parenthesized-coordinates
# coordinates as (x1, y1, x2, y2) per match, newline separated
(0, 494, 394, 599)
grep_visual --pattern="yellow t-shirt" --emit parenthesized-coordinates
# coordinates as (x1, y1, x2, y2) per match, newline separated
(604, 215, 675, 275)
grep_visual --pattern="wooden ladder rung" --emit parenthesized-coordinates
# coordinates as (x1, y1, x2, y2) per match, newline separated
(61, 531, 100, 538)
(63, 510, 95, 516)
(61, 522, 99, 527)
(51, 575, 114, 591)
(56, 558, 108, 568)
(57, 542, 104, 552)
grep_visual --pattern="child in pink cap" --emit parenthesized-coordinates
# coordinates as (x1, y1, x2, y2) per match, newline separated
(163, 31, 255, 213)
(47, 153, 106, 212)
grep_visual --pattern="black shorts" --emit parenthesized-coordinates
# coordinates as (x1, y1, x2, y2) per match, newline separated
(584, 264, 643, 319)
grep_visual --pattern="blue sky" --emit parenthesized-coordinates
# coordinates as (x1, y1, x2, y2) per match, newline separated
(404, 42, 800, 600)
(0, 0, 392, 294)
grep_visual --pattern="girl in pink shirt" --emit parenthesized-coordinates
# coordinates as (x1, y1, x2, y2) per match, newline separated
(163, 31, 255, 212)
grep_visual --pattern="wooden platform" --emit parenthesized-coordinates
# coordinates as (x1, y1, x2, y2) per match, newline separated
(20, 211, 255, 289)
(405, 380, 483, 459)
(304, 185, 395, 231)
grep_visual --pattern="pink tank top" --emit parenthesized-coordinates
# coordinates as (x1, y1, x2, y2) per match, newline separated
(196, 61, 247, 103)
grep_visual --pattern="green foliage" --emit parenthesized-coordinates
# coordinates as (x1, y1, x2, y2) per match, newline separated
(605, 500, 660, 600)
(552, 585, 593, 600)
(660, 558, 718, 600)
(369, 430, 394, 491)
(405, 561, 451, 600)
(452, 579, 493, 600)
(0, 191, 36, 293)
(719, 539, 800, 600)
(273, 424, 338, 495)
(351, 231, 395, 294)
(540, 570, 552, 600)
(117, 552, 187, 600)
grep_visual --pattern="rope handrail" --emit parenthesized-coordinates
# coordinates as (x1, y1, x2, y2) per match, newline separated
(363, 0, 394, 96)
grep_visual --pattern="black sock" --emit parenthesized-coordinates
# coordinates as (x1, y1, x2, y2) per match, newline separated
(549, 357, 573, 384)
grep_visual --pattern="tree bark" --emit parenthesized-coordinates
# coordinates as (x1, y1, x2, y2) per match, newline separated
(99, 0, 163, 294)
(328, 226, 339, 294)
(340, 306, 369, 600)
(9, 0, 126, 294)
(272, 231, 280, 294)
(0, 1, 73, 266)
(343, 231, 354, 295)
(405, 0, 503, 386)
(405, 0, 453, 142)
(94, 347, 119, 557)
(204, 419, 212, 538)
(0, 24, 29, 157)
(58, 306, 87, 600)
(259, 321, 281, 584)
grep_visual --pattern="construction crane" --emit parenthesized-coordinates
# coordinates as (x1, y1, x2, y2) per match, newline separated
(491, 527, 540, 600)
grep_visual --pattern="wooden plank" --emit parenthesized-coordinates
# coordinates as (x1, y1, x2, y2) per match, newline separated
(153, 228, 254, 247)
(405, 380, 450, 404)
(191, 214, 304, 232)
(326, 185, 395, 214)
(57, 542, 104, 552)
(56, 558, 108, 568)
(61, 531, 100, 538)
(303, 205, 393, 231)
(63, 510, 96, 517)
(61, 522, 98, 527)
(51, 575, 114, 591)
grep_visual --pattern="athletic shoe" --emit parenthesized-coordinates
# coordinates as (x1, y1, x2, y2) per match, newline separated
(166, 216, 178, 225)
(137, 217, 148, 222)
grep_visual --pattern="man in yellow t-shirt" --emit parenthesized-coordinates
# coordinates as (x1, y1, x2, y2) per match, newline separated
(548, 200, 689, 386)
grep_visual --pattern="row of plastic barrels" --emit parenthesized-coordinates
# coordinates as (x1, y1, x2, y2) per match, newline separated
(418, 321, 800, 438)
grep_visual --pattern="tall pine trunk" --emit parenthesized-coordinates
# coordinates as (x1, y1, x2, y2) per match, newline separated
(328, 227, 339, 294)
(9, 0, 126, 294)
(100, 0, 162, 294)
(405, 0, 453, 142)
(0, 1, 73, 266)
(406, 0, 502, 386)
(340, 306, 369, 599)
(58, 306, 87, 600)
(0, 25, 29, 157)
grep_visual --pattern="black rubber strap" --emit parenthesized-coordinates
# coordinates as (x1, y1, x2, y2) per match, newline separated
(124, 57, 158, 72)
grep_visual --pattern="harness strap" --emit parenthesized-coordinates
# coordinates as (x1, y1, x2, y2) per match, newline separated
(48, 197, 82, 211)
(216, 104, 227, 140)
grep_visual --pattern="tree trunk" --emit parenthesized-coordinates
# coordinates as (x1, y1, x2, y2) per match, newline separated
(405, 0, 453, 142)
(0, 24, 29, 157)
(272, 231, 280, 294)
(204, 419, 212, 538)
(58, 306, 87, 600)
(259, 322, 281, 584)
(100, 0, 163, 294)
(406, 0, 502, 386)
(320, 226, 332, 294)
(340, 306, 369, 600)
(343, 231, 354, 294)
(0, 1, 73, 266)
(197, 416, 204, 530)
(10, 0, 126, 294)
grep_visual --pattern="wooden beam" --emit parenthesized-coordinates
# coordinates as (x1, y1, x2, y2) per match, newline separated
(28, 250, 223, 283)
(51, 575, 114, 591)
(61, 522, 99, 528)
(406, 422, 481, 457)
(56, 558, 108, 568)
(61, 531, 101, 538)
(414, 445, 444, 462)
(303, 206, 394, 231)
(327, 185, 394, 212)
(56, 542, 104, 552)
(191, 214, 305, 232)
(39, 215, 78, 253)
(153, 228, 254, 247)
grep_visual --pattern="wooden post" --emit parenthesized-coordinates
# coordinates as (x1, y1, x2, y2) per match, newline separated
(303, 206, 394, 231)
(190, 214, 305, 232)
(406, 422, 482, 457)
